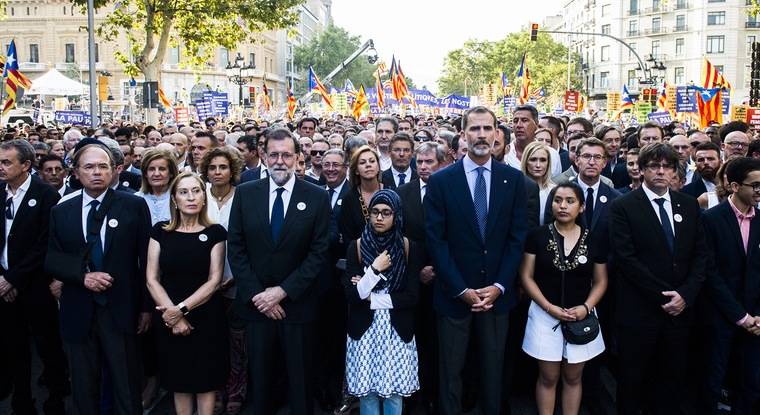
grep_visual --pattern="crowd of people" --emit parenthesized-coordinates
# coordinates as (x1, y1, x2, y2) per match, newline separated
(0, 106, 758, 415)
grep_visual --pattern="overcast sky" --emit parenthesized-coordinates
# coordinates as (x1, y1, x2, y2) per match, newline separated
(331, 0, 563, 94)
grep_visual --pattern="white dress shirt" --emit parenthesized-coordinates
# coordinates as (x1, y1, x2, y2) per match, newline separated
(268, 174, 296, 221)
(703, 178, 716, 193)
(538, 184, 556, 226)
(577, 178, 601, 207)
(305, 168, 320, 180)
(390, 166, 413, 187)
(259, 166, 269, 180)
(379, 153, 392, 171)
(419, 179, 428, 203)
(2, 174, 32, 270)
(81, 190, 108, 247)
(327, 179, 347, 208)
(207, 187, 235, 297)
(135, 191, 171, 225)
(641, 182, 676, 237)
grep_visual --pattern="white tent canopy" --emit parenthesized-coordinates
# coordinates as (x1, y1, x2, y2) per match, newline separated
(26, 68, 88, 96)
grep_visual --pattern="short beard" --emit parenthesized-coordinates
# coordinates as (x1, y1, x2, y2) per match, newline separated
(270, 169, 293, 186)
(471, 145, 491, 157)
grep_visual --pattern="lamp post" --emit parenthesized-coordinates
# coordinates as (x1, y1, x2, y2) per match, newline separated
(225, 52, 255, 107)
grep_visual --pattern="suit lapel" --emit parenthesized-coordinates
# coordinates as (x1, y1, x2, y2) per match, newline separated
(276, 179, 303, 248)
(9, 180, 36, 235)
(670, 192, 688, 256)
(747, 210, 760, 267)
(485, 165, 505, 238)
(69, 193, 86, 246)
(634, 188, 671, 252)
(718, 202, 746, 258)
(451, 163, 482, 240)
(103, 190, 120, 255)
(591, 184, 610, 231)
(259, 181, 275, 249)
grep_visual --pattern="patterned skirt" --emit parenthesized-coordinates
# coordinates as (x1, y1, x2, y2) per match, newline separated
(345, 309, 420, 398)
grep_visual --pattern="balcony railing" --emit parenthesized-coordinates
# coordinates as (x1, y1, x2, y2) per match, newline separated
(626, 9, 640, 16)
(672, 25, 689, 32)
(675, 1, 689, 9)
(746, 21, 760, 29)
(643, 27, 667, 35)
(626, 30, 641, 37)
(19, 62, 46, 71)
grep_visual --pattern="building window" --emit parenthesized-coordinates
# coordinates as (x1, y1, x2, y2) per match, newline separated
(652, 17, 661, 33)
(26, 6, 29, 15)
(600, 71, 609, 88)
(65, 43, 75, 63)
(630, 0, 638, 13)
(651, 40, 660, 58)
(707, 35, 725, 54)
(675, 38, 684, 55)
(676, 0, 688, 9)
(249, 53, 256, 68)
(169, 46, 179, 64)
(94, 44, 99, 63)
(601, 4, 610, 16)
(707, 11, 725, 25)
(748, 35, 757, 55)
(675, 15, 686, 31)
(674, 67, 685, 84)
(601, 45, 610, 61)
(629, 42, 637, 59)
(707, 0, 725, 2)
(628, 69, 637, 86)
(602, 24, 611, 35)
(219, 47, 228, 69)
(653, 0, 661, 11)
(29, 44, 39, 63)
(629, 20, 638, 36)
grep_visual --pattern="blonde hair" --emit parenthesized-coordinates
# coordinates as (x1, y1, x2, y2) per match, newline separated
(521, 141, 553, 189)
(162, 172, 213, 232)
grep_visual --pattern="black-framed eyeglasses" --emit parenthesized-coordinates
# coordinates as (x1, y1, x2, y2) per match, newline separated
(310, 150, 326, 157)
(369, 208, 394, 219)
(740, 182, 760, 192)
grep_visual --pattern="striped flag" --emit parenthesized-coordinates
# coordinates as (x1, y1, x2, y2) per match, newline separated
(158, 85, 172, 110)
(352, 85, 368, 119)
(287, 78, 297, 120)
(262, 83, 272, 112)
(613, 84, 635, 120)
(374, 62, 386, 109)
(389, 56, 415, 106)
(2, 40, 33, 115)
(656, 81, 668, 112)
(695, 87, 722, 128)
(501, 72, 509, 97)
(308, 66, 333, 110)
(344, 79, 357, 97)
(517, 52, 531, 105)
(702, 58, 731, 90)
(396, 61, 416, 107)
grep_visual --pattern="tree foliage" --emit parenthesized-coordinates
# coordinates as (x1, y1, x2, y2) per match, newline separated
(72, 0, 302, 81)
(437, 32, 582, 99)
(293, 24, 415, 95)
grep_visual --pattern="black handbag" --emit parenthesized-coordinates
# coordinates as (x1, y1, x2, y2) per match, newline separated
(549, 224, 600, 345)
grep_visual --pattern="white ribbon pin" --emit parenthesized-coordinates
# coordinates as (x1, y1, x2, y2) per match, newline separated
(297, 202, 306, 211)
(599, 195, 608, 203)
(674, 214, 683, 223)
(578, 255, 588, 264)
(199, 234, 208, 242)
(336, 199, 342, 206)
(27, 199, 37, 207)
(122, 181, 130, 188)
(108, 219, 119, 228)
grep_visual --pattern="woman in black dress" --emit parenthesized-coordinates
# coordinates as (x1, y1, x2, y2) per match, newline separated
(339, 145, 384, 241)
(146, 171, 229, 415)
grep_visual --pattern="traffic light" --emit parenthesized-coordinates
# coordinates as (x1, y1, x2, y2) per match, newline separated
(142, 81, 159, 109)
(530, 23, 539, 41)
(751, 42, 760, 106)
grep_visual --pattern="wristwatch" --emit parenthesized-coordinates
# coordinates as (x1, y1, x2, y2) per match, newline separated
(370, 265, 381, 275)
(178, 302, 189, 315)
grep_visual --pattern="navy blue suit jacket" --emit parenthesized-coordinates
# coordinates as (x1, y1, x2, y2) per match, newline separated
(702, 201, 760, 325)
(239, 166, 263, 184)
(682, 178, 708, 199)
(424, 159, 528, 318)
(44, 189, 151, 342)
(602, 157, 631, 189)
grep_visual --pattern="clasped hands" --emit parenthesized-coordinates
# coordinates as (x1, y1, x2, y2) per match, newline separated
(461, 286, 502, 312)
(252, 286, 287, 321)
(661, 290, 686, 316)
(155, 304, 193, 336)
(0, 276, 17, 303)
(740, 315, 760, 336)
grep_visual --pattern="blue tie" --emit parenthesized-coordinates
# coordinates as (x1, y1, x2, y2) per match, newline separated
(5, 197, 13, 220)
(474, 166, 488, 240)
(86, 200, 107, 305)
(271, 188, 285, 242)
(328, 188, 336, 209)
(654, 198, 674, 253)
(398, 173, 406, 186)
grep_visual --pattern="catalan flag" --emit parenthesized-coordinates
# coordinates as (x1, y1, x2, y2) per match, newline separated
(344, 79, 357, 97)
(702, 58, 731, 90)
(613, 84, 635, 120)
(158, 84, 172, 110)
(656, 81, 668, 112)
(373, 62, 386, 109)
(308, 66, 333, 110)
(352, 85, 368, 119)
(695, 87, 722, 128)
(501, 72, 509, 97)
(2, 40, 33, 115)
(389, 57, 415, 106)
(287, 78, 297, 120)
(517, 52, 531, 105)
(262, 83, 272, 112)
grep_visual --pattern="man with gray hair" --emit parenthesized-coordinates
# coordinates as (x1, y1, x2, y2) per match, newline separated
(396, 141, 446, 413)
(99, 137, 139, 193)
(343, 135, 368, 161)
(62, 129, 83, 152)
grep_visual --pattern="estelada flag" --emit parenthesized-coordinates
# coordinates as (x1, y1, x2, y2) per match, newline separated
(702, 58, 731, 90)
(287, 79, 297, 120)
(308, 66, 333, 110)
(695, 87, 722, 128)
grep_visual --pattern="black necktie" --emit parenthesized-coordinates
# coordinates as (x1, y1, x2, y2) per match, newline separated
(585, 187, 595, 227)
(87, 200, 107, 305)
(328, 188, 336, 209)
(398, 173, 406, 186)
(654, 198, 674, 253)
(5, 197, 13, 220)
(271, 188, 285, 242)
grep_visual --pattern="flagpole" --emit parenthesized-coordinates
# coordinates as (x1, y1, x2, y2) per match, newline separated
(86, 0, 98, 127)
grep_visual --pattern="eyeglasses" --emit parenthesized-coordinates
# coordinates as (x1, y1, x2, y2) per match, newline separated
(725, 142, 748, 148)
(267, 152, 295, 162)
(415, 136, 431, 142)
(323, 162, 345, 169)
(740, 182, 760, 192)
(644, 162, 676, 171)
(369, 208, 394, 219)
(310, 150, 326, 156)
(578, 153, 605, 162)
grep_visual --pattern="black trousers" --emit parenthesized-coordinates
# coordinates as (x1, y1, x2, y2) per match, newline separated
(414, 283, 438, 406)
(2, 286, 68, 413)
(437, 311, 508, 415)
(65, 304, 142, 415)
(314, 281, 347, 403)
(702, 322, 760, 414)
(246, 319, 315, 415)
(616, 324, 690, 415)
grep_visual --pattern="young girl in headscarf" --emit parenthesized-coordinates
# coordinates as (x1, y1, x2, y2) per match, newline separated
(343, 189, 422, 415)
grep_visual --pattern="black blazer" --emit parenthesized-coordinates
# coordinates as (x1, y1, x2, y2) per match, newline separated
(702, 201, 760, 325)
(523, 177, 540, 230)
(119, 170, 141, 191)
(227, 178, 330, 323)
(0, 177, 60, 292)
(681, 178, 708, 199)
(343, 239, 421, 343)
(239, 166, 264, 184)
(381, 168, 418, 190)
(44, 189, 151, 342)
(609, 188, 707, 327)
(327, 180, 349, 258)
(559, 148, 571, 172)
(544, 180, 621, 248)
(338, 186, 369, 243)
(601, 157, 631, 189)
(396, 179, 426, 251)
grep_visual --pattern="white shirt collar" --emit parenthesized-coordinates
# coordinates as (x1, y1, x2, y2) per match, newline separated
(5, 173, 32, 198)
(463, 153, 492, 173)
(576, 177, 601, 196)
(419, 177, 427, 191)
(642, 182, 671, 203)
(391, 165, 412, 177)
(268, 173, 296, 195)
(82, 188, 108, 207)
(327, 178, 347, 193)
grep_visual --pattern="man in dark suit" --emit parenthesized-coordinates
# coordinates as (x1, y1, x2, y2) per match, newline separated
(701, 157, 760, 414)
(382, 133, 418, 190)
(0, 140, 67, 415)
(609, 143, 708, 414)
(598, 126, 631, 189)
(397, 142, 445, 414)
(227, 128, 330, 415)
(314, 148, 349, 410)
(239, 132, 269, 183)
(425, 106, 528, 415)
(682, 142, 721, 199)
(44, 143, 151, 415)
